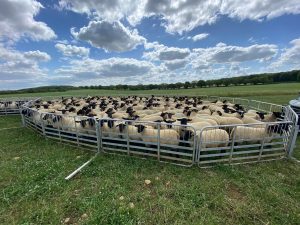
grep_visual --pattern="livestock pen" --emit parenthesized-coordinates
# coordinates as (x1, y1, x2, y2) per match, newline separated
(17, 95, 298, 179)
(0, 97, 37, 115)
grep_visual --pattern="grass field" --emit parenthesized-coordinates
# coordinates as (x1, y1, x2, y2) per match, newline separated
(1, 83, 300, 104)
(0, 83, 300, 224)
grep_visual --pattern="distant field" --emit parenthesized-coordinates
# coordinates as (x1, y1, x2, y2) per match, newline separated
(0, 82, 299, 224)
(1, 83, 299, 105)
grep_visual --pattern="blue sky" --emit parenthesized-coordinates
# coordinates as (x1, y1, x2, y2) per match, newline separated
(0, 0, 300, 90)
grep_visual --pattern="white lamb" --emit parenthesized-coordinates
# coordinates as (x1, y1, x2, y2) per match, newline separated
(135, 124, 180, 146)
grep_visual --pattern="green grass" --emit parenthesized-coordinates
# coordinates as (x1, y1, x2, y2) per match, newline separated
(0, 84, 300, 224)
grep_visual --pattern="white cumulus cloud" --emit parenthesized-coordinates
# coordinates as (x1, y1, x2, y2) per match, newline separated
(0, 0, 56, 42)
(0, 44, 48, 82)
(59, 0, 300, 34)
(55, 57, 155, 78)
(193, 42, 278, 65)
(271, 38, 300, 69)
(24, 50, 51, 61)
(55, 43, 90, 58)
(144, 42, 190, 61)
(71, 20, 145, 52)
(190, 33, 210, 42)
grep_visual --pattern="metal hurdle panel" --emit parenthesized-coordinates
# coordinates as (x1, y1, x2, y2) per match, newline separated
(39, 114, 99, 152)
(197, 121, 294, 167)
(20, 99, 99, 152)
(248, 100, 283, 113)
(18, 95, 299, 170)
(283, 106, 299, 157)
(0, 97, 36, 115)
(99, 118, 197, 166)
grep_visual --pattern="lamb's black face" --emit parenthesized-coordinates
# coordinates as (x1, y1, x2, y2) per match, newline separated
(52, 115, 62, 123)
(223, 108, 230, 113)
(99, 120, 105, 127)
(164, 120, 175, 129)
(216, 111, 222, 116)
(135, 124, 145, 133)
(202, 106, 208, 110)
(118, 124, 126, 132)
(61, 109, 68, 114)
(77, 109, 83, 115)
(69, 107, 76, 112)
(160, 112, 166, 118)
(107, 120, 114, 128)
(87, 118, 95, 126)
(182, 130, 194, 141)
(80, 120, 87, 128)
(236, 110, 245, 118)
(177, 118, 191, 125)
(273, 111, 283, 118)
(256, 112, 265, 120)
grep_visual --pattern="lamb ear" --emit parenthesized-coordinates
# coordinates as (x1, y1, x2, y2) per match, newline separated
(187, 119, 192, 121)
(177, 118, 183, 121)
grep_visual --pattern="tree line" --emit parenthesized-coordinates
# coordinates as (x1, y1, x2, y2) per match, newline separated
(80, 70, 300, 90)
(0, 70, 299, 94)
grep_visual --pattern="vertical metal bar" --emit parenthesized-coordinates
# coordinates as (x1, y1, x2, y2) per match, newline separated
(270, 104, 273, 113)
(126, 121, 130, 155)
(95, 118, 101, 153)
(229, 126, 236, 164)
(58, 115, 62, 142)
(20, 108, 25, 127)
(40, 113, 46, 136)
(258, 130, 266, 161)
(75, 117, 79, 146)
(157, 123, 161, 161)
(288, 123, 299, 158)
(197, 129, 203, 164)
(99, 119, 103, 149)
(192, 127, 197, 164)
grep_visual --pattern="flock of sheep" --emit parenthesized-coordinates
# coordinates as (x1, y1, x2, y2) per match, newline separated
(21, 95, 285, 149)
(0, 101, 24, 110)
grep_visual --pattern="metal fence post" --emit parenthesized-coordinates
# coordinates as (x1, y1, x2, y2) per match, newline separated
(157, 123, 161, 161)
(288, 125, 299, 158)
(197, 129, 203, 164)
(40, 113, 46, 136)
(229, 126, 236, 164)
(75, 117, 80, 146)
(19, 108, 25, 127)
(99, 119, 103, 150)
(95, 119, 101, 153)
(258, 133, 266, 161)
(126, 121, 130, 155)
(193, 127, 198, 164)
